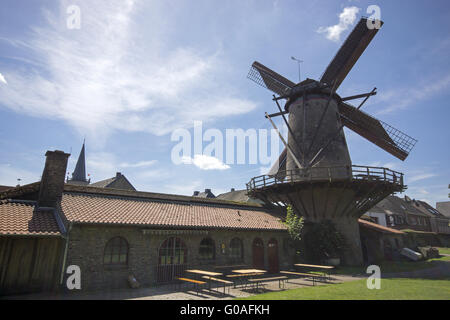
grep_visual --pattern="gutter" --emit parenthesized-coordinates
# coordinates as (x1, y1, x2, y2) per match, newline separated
(59, 222, 72, 285)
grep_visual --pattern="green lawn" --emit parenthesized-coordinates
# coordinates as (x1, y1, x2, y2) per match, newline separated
(437, 247, 450, 255)
(333, 254, 450, 276)
(237, 278, 450, 300)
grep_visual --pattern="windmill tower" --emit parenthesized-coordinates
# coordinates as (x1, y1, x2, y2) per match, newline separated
(246, 18, 417, 265)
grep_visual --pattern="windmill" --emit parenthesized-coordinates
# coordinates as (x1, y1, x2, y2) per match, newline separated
(246, 17, 417, 266)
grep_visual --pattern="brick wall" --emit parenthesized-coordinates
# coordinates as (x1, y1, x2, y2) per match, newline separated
(64, 224, 292, 292)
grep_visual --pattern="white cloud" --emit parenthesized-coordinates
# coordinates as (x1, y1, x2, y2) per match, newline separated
(376, 74, 450, 115)
(0, 0, 257, 142)
(119, 160, 157, 168)
(317, 7, 360, 42)
(181, 154, 230, 170)
(0, 73, 6, 85)
(407, 173, 437, 183)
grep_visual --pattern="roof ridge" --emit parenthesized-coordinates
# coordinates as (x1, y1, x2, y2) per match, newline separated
(62, 191, 271, 212)
(63, 184, 264, 209)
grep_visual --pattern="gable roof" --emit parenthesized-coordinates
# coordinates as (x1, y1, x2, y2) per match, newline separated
(90, 172, 136, 191)
(371, 195, 429, 217)
(217, 189, 264, 205)
(413, 200, 446, 218)
(59, 190, 286, 231)
(0, 200, 61, 236)
(90, 177, 116, 188)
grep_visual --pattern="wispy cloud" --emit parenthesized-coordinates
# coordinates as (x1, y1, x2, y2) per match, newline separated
(82, 151, 157, 181)
(408, 173, 437, 183)
(118, 160, 157, 168)
(0, 73, 6, 84)
(0, 0, 256, 142)
(376, 73, 450, 115)
(317, 7, 360, 42)
(181, 154, 230, 170)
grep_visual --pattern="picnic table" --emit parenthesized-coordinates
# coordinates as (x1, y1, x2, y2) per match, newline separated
(231, 268, 267, 274)
(227, 269, 267, 289)
(294, 264, 335, 281)
(185, 269, 224, 292)
(185, 269, 223, 277)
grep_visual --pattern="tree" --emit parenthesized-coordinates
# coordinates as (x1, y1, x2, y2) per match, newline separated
(284, 205, 304, 241)
(307, 220, 348, 261)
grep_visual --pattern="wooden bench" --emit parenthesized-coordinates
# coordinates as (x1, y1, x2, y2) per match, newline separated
(176, 277, 206, 295)
(280, 271, 325, 286)
(225, 273, 265, 289)
(202, 276, 233, 295)
(248, 276, 288, 291)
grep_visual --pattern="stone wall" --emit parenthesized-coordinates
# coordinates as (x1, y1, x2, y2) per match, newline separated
(64, 224, 292, 292)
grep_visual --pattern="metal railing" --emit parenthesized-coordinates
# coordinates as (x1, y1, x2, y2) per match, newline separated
(246, 165, 404, 193)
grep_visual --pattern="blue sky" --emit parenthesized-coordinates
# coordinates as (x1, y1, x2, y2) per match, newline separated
(0, 0, 449, 206)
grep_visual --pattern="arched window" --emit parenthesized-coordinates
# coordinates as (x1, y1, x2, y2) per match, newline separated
(199, 238, 215, 260)
(230, 238, 243, 262)
(104, 236, 128, 265)
(159, 237, 187, 265)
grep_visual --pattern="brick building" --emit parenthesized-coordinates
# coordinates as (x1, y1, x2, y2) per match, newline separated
(0, 150, 292, 294)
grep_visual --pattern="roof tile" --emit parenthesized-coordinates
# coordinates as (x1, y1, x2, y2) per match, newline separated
(0, 200, 61, 236)
(60, 192, 287, 231)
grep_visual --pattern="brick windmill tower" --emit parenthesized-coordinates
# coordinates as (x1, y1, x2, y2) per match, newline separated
(246, 18, 417, 265)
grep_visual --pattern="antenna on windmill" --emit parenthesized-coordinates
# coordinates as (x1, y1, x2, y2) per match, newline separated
(291, 56, 303, 82)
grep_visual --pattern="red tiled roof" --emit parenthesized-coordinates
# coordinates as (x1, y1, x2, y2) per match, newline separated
(358, 218, 404, 234)
(0, 185, 13, 192)
(60, 192, 287, 231)
(0, 200, 61, 236)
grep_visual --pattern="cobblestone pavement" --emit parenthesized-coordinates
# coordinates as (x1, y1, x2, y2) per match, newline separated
(3, 274, 365, 300)
(8, 261, 449, 300)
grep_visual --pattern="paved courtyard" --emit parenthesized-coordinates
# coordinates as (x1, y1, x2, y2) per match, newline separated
(4, 273, 366, 300)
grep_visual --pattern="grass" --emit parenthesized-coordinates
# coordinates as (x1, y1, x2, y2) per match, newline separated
(437, 247, 450, 255)
(333, 254, 450, 276)
(237, 252, 450, 300)
(237, 278, 450, 300)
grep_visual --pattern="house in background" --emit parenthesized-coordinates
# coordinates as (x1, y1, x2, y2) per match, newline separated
(217, 188, 264, 205)
(437, 201, 450, 218)
(192, 189, 216, 198)
(365, 195, 431, 232)
(89, 172, 136, 191)
(413, 199, 450, 234)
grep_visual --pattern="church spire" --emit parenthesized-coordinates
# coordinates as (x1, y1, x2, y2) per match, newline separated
(68, 140, 89, 184)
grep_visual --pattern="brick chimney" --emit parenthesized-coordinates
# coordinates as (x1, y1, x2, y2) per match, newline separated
(38, 150, 70, 208)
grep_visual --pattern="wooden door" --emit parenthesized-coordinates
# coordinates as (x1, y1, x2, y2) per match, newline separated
(268, 238, 279, 273)
(252, 238, 264, 269)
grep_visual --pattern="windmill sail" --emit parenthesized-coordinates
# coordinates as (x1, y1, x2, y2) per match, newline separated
(248, 61, 295, 97)
(268, 147, 287, 177)
(320, 18, 384, 90)
(339, 103, 417, 160)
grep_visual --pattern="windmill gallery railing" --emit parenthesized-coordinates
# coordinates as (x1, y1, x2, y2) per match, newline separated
(246, 165, 404, 193)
